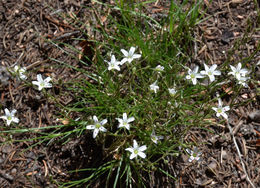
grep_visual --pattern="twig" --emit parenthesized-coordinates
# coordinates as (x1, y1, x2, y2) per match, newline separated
(226, 121, 255, 188)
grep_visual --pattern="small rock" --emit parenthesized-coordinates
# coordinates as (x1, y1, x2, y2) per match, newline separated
(208, 161, 217, 170)
(248, 110, 260, 123)
(10, 168, 17, 175)
(222, 150, 228, 159)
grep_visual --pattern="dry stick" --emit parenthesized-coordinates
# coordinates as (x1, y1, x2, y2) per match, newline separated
(226, 121, 255, 188)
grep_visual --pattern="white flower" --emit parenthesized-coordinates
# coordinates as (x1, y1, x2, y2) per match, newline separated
(151, 130, 164, 144)
(155, 65, 164, 72)
(150, 81, 159, 93)
(237, 76, 250, 87)
(186, 147, 202, 162)
(86, 116, 107, 138)
(200, 64, 221, 82)
(116, 113, 135, 130)
(185, 66, 204, 85)
(228, 63, 249, 80)
(14, 65, 27, 80)
(212, 98, 230, 119)
(125, 140, 147, 159)
(168, 88, 177, 96)
(120, 47, 141, 65)
(32, 74, 52, 91)
(0, 108, 19, 126)
(106, 55, 121, 71)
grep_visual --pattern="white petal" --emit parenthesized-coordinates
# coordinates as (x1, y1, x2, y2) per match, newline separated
(93, 116, 98, 123)
(209, 75, 215, 82)
(191, 78, 197, 85)
(223, 106, 230, 111)
(237, 63, 242, 70)
(200, 70, 206, 75)
(230, 65, 236, 72)
(13, 117, 19, 123)
(44, 77, 52, 83)
(6, 119, 12, 126)
(111, 55, 116, 63)
(221, 113, 228, 119)
(120, 58, 127, 65)
(32, 81, 40, 86)
(86, 125, 95, 130)
(133, 140, 138, 148)
(100, 119, 107, 125)
(139, 145, 147, 151)
(37, 74, 43, 82)
(138, 152, 146, 158)
(121, 49, 128, 57)
(4, 108, 10, 116)
(210, 64, 217, 71)
(186, 75, 191, 79)
(124, 124, 130, 130)
(213, 70, 221, 75)
(99, 126, 107, 132)
(132, 54, 141, 59)
(194, 66, 199, 73)
(130, 153, 137, 159)
(125, 147, 134, 152)
(93, 129, 99, 138)
(123, 113, 127, 120)
(129, 47, 136, 56)
(0, 116, 7, 120)
(212, 107, 217, 112)
(203, 64, 209, 71)
(127, 117, 135, 123)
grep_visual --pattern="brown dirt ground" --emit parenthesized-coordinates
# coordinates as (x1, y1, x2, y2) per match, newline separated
(0, 0, 259, 187)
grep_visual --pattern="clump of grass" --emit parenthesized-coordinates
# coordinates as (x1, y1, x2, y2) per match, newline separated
(1, 0, 259, 187)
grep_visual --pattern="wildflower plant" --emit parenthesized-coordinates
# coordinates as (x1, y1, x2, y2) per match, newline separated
(14, 1, 259, 187)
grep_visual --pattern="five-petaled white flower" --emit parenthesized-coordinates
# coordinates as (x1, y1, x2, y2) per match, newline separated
(125, 140, 147, 159)
(0, 108, 19, 126)
(150, 81, 159, 93)
(86, 116, 107, 138)
(151, 130, 164, 144)
(106, 55, 121, 71)
(168, 88, 177, 96)
(155, 65, 164, 72)
(228, 63, 249, 80)
(120, 47, 141, 65)
(116, 113, 135, 130)
(186, 66, 204, 85)
(32, 74, 52, 91)
(200, 64, 221, 82)
(14, 65, 27, 80)
(186, 147, 202, 162)
(212, 98, 230, 119)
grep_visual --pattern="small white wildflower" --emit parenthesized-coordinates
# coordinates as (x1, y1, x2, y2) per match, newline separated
(155, 65, 164, 72)
(106, 55, 121, 71)
(120, 47, 141, 65)
(150, 130, 164, 144)
(212, 98, 230, 120)
(257, 60, 260, 66)
(86, 116, 107, 138)
(0, 108, 19, 126)
(186, 66, 204, 85)
(168, 88, 177, 96)
(150, 81, 159, 93)
(228, 63, 249, 80)
(116, 113, 135, 130)
(32, 74, 52, 91)
(200, 64, 221, 82)
(186, 147, 202, 162)
(125, 140, 147, 159)
(14, 65, 27, 80)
